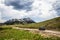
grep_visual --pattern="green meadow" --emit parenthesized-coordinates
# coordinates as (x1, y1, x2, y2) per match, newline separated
(3, 17, 60, 31)
(0, 27, 60, 40)
(0, 17, 60, 40)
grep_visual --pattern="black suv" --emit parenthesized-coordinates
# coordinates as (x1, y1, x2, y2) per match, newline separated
(39, 27, 46, 30)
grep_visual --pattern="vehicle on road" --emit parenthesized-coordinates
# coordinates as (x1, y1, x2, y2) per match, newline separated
(39, 26, 46, 30)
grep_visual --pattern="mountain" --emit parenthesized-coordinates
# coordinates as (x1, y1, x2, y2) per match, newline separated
(3, 17, 60, 31)
(12, 17, 60, 30)
(4, 18, 35, 25)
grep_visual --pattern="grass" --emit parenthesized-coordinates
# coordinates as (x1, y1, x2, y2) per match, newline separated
(11, 17, 60, 31)
(0, 17, 59, 33)
(0, 17, 60, 40)
(0, 27, 60, 40)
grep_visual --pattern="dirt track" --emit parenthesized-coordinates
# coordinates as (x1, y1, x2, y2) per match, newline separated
(12, 27, 60, 37)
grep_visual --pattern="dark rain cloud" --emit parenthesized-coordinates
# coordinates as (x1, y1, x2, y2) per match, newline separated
(5, 0, 33, 11)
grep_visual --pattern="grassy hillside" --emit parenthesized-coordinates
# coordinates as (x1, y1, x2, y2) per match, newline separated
(0, 17, 60, 40)
(1, 17, 60, 31)
(0, 27, 60, 40)
(11, 17, 60, 31)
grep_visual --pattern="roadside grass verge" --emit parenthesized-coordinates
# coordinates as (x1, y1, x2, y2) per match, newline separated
(0, 27, 60, 40)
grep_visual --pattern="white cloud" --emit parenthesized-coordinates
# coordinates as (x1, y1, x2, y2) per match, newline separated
(28, 0, 58, 20)
(0, 4, 28, 19)
(0, 0, 59, 22)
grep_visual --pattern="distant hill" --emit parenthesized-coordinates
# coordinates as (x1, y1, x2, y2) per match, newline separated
(13, 17, 60, 31)
(24, 17, 60, 31)
(4, 18, 35, 25)
(2, 17, 60, 31)
(39, 17, 60, 30)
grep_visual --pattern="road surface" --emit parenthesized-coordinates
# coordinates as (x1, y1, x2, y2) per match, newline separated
(12, 27, 60, 37)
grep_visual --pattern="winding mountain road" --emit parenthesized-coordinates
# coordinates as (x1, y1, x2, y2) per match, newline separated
(12, 27, 60, 37)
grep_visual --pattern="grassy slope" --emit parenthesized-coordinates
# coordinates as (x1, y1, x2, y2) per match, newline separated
(0, 27, 60, 40)
(1, 17, 60, 31)
(0, 17, 60, 40)
(13, 17, 60, 30)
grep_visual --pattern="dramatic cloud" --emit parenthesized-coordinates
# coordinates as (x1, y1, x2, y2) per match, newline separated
(5, 0, 33, 11)
(27, 0, 58, 22)
(0, 4, 27, 20)
(53, 0, 60, 16)
(0, 0, 59, 22)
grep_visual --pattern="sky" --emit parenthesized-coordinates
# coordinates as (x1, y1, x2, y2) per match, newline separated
(0, 0, 60, 23)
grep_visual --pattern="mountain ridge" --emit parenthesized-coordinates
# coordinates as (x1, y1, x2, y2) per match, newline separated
(4, 18, 35, 25)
